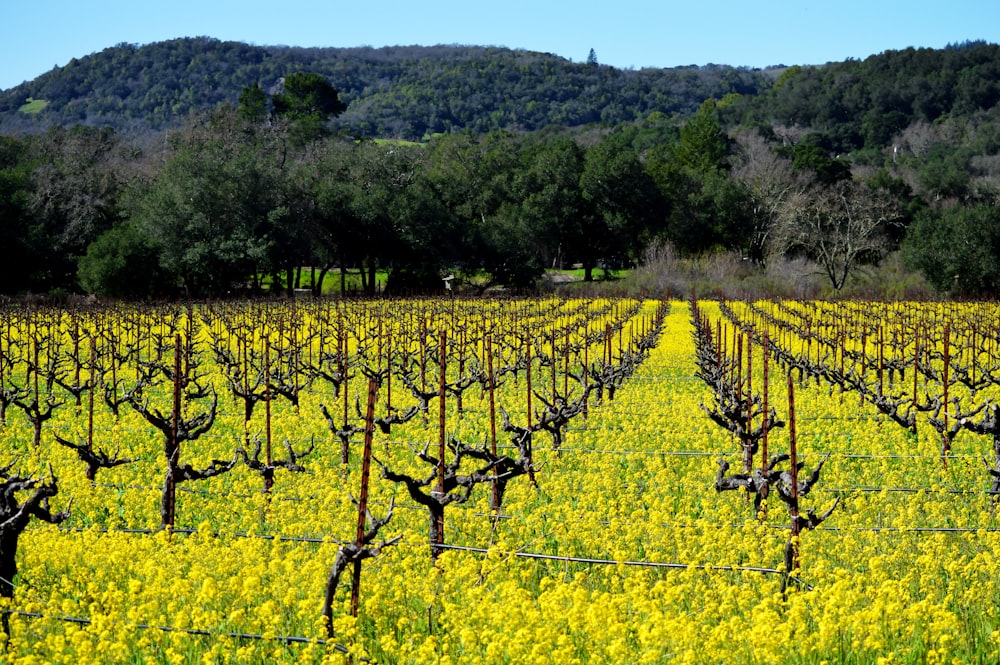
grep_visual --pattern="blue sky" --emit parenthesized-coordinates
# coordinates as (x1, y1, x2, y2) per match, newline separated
(2, 0, 999, 91)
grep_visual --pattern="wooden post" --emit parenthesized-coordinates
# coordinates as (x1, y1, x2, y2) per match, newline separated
(563, 328, 570, 398)
(942, 323, 951, 463)
(435, 331, 447, 555)
(550, 330, 556, 403)
(84, 336, 96, 480)
(486, 334, 500, 512)
(761, 332, 770, 473)
(583, 333, 589, 420)
(386, 328, 393, 417)
(457, 327, 465, 414)
(341, 324, 350, 465)
(351, 377, 379, 618)
(878, 325, 884, 398)
(526, 333, 533, 423)
(0, 328, 5, 423)
(421, 317, 428, 425)
(859, 330, 867, 407)
(744, 334, 752, 473)
(787, 372, 800, 575)
(264, 338, 273, 493)
(165, 333, 182, 530)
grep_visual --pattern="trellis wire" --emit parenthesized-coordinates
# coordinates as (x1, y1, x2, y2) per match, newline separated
(0, 608, 348, 652)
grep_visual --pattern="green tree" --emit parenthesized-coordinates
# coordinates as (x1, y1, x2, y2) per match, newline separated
(325, 140, 437, 294)
(272, 72, 346, 145)
(646, 116, 750, 257)
(424, 131, 535, 289)
(0, 136, 38, 294)
(313, 141, 361, 294)
(779, 135, 852, 185)
(916, 145, 972, 200)
(23, 125, 130, 292)
(130, 109, 285, 297)
(576, 133, 658, 281)
(77, 220, 168, 298)
(515, 136, 586, 279)
(673, 100, 729, 174)
(903, 204, 1000, 295)
(238, 83, 270, 123)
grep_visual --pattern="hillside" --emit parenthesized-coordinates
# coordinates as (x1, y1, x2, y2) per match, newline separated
(724, 39, 1000, 153)
(0, 37, 773, 140)
(5, 37, 999, 146)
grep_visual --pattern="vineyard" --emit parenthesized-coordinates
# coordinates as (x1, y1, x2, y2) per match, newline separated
(0, 297, 999, 664)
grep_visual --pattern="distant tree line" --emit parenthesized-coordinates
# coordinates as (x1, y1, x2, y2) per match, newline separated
(0, 37, 769, 139)
(5, 44, 1000, 297)
(5, 38, 1000, 152)
(0, 86, 984, 297)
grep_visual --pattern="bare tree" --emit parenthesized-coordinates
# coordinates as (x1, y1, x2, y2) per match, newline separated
(774, 179, 901, 290)
(731, 129, 807, 264)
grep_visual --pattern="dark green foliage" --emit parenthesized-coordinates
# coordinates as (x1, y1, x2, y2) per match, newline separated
(272, 72, 345, 145)
(0, 136, 37, 293)
(131, 109, 285, 297)
(77, 221, 167, 298)
(673, 101, 729, 173)
(272, 73, 345, 121)
(422, 131, 545, 290)
(903, 204, 1000, 295)
(779, 136, 852, 184)
(575, 132, 661, 280)
(915, 145, 972, 200)
(729, 42, 1000, 152)
(238, 84, 269, 123)
(0, 38, 769, 140)
(5, 37, 1000, 297)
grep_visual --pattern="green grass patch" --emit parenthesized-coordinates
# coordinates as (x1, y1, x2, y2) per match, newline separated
(261, 267, 391, 294)
(371, 137, 424, 148)
(547, 267, 629, 282)
(18, 97, 48, 114)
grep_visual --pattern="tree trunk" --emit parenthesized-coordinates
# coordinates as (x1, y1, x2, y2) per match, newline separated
(161, 465, 176, 528)
(428, 503, 444, 560)
(315, 266, 329, 297)
(0, 532, 19, 600)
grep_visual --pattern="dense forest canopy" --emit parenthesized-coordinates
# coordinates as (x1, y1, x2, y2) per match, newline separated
(0, 37, 773, 140)
(2, 38, 1000, 299)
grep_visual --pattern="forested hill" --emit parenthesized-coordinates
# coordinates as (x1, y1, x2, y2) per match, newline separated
(0, 37, 773, 140)
(724, 40, 1000, 153)
(3, 37, 1000, 145)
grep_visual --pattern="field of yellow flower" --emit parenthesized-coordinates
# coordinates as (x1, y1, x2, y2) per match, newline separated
(1, 298, 999, 664)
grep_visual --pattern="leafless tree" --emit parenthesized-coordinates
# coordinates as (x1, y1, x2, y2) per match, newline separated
(773, 179, 901, 290)
(731, 129, 808, 264)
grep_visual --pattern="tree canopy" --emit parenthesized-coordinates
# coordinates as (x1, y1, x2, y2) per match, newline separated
(4, 40, 1000, 297)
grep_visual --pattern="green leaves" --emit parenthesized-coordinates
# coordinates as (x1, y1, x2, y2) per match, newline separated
(903, 204, 1000, 295)
(272, 72, 345, 145)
